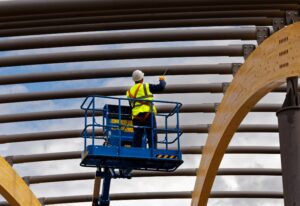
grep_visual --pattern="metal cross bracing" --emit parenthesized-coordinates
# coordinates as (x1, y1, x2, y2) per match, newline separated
(0, 0, 299, 205)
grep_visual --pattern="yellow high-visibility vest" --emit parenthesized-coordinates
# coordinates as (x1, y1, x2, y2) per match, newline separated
(126, 83, 157, 117)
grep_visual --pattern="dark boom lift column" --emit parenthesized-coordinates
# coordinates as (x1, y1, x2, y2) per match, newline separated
(277, 77, 300, 206)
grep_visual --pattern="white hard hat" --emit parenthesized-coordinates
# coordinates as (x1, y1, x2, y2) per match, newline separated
(132, 70, 144, 82)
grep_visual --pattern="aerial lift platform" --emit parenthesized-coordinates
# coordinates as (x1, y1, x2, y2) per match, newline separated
(80, 96, 183, 206)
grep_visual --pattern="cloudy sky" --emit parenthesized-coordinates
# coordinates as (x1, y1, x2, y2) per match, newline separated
(0, 22, 285, 206)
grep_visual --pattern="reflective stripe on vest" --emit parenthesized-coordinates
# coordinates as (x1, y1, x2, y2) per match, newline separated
(126, 83, 156, 117)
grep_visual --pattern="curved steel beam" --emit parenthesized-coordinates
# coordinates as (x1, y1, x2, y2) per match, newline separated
(0, 45, 245, 68)
(25, 169, 198, 185)
(0, 28, 258, 51)
(0, 17, 272, 37)
(0, 104, 215, 124)
(0, 83, 292, 104)
(0, 124, 279, 144)
(0, 4, 297, 23)
(217, 168, 282, 176)
(0, 103, 281, 124)
(0, 64, 234, 85)
(0, 0, 294, 16)
(5, 146, 280, 165)
(182, 146, 280, 154)
(0, 191, 284, 205)
(0, 83, 227, 104)
(0, 130, 82, 144)
(23, 168, 281, 185)
(192, 21, 300, 206)
(0, 11, 281, 31)
(0, 157, 41, 206)
(40, 191, 282, 204)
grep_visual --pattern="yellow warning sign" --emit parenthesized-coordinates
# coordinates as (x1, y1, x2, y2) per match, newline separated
(111, 119, 133, 132)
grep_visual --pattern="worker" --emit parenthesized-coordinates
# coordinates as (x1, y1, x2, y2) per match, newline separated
(126, 69, 166, 149)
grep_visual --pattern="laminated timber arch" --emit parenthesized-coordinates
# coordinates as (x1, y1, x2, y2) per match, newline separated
(192, 21, 300, 206)
(0, 157, 41, 206)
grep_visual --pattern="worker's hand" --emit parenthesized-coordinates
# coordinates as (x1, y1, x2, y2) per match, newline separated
(159, 76, 166, 81)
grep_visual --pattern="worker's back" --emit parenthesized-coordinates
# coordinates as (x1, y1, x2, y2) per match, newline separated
(126, 70, 166, 148)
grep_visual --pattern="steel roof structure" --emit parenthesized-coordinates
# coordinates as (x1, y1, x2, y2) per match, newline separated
(0, 0, 299, 205)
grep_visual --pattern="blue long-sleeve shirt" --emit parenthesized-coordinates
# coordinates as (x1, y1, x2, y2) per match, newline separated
(149, 80, 166, 93)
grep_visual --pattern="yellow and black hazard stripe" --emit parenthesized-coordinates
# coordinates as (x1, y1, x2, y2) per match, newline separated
(156, 154, 177, 159)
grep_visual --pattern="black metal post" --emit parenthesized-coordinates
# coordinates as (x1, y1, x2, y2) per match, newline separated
(99, 168, 112, 206)
(277, 77, 300, 206)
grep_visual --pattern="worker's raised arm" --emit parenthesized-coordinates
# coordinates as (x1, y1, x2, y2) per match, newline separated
(149, 76, 166, 93)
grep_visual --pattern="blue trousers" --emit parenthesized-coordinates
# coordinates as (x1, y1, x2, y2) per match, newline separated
(132, 112, 157, 149)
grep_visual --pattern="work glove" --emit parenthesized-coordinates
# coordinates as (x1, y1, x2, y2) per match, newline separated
(159, 76, 166, 81)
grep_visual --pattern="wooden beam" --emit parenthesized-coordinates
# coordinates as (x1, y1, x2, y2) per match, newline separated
(192, 21, 300, 206)
(0, 157, 41, 206)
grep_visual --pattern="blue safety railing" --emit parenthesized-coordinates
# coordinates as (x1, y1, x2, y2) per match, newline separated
(80, 95, 183, 171)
